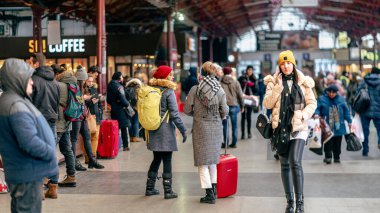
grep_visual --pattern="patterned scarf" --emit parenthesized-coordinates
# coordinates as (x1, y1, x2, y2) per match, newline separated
(196, 75, 221, 114)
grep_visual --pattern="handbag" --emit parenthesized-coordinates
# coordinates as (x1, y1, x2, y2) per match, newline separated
(345, 133, 362, 151)
(87, 114, 97, 134)
(124, 105, 135, 117)
(256, 111, 273, 139)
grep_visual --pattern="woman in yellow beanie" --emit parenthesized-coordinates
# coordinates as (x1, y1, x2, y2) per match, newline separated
(263, 50, 317, 213)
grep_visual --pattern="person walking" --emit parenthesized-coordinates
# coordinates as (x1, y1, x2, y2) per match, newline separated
(125, 78, 143, 142)
(314, 85, 352, 164)
(358, 67, 380, 156)
(220, 67, 244, 148)
(238, 65, 259, 139)
(107, 72, 131, 151)
(263, 50, 317, 213)
(184, 61, 229, 204)
(144, 66, 187, 199)
(0, 58, 58, 213)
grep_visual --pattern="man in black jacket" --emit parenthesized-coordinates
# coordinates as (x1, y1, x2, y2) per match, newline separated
(29, 52, 60, 199)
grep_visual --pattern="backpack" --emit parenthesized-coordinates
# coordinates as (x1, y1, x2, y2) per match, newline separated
(64, 83, 85, 122)
(353, 83, 370, 113)
(137, 85, 168, 131)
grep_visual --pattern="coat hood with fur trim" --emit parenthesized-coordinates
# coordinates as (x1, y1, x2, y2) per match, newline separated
(148, 78, 176, 90)
(126, 78, 142, 88)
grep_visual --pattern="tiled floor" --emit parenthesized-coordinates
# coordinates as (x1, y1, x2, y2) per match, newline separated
(1, 113, 380, 213)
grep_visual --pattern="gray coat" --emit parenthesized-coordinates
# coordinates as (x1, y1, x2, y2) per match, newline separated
(147, 79, 186, 152)
(184, 86, 229, 166)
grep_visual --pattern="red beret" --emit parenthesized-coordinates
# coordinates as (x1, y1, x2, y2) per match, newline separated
(223, 67, 232, 75)
(153, 65, 172, 79)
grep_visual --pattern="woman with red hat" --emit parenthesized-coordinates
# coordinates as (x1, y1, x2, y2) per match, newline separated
(144, 66, 187, 200)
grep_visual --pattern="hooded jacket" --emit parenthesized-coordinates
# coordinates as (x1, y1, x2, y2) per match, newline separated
(107, 79, 130, 128)
(31, 66, 60, 124)
(358, 73, 380, 118)
(220, 74, 244, 108)
(0, 59, 58, 184)
(263, 69, 317, 132)
(184, 67, 198, 95)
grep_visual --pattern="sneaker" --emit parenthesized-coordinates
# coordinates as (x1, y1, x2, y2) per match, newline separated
(334, 158, 341, 163)
(362, 152, 368, 157)
(323, 158, 332, 164)
(75, 162, 87, 171)
(248, 133, 252, 139)
(88, 160, 105, 169)
(221, 143, 226, 148)
(58, 175, 76, 187)
(228, 144, 237, 148)
(123, 147, 130, 151)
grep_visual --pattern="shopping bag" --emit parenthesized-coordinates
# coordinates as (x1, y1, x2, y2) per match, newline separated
(345, 133, 362, 151)
(308, 118, 322, 148)
(351, 113, 364, 143)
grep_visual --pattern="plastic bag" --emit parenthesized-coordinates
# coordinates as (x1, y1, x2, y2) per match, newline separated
(308, 118, 322, 149)
(351, 113, 364, 142)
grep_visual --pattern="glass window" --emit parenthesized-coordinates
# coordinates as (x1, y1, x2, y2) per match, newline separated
(73, 58, 88, 72)
(57, 58, 72, 72)
(236, 30, 257, 52)
(90, 56, 97, 66)
(107, 56, 115, 83)
(115, 56, 131, 63)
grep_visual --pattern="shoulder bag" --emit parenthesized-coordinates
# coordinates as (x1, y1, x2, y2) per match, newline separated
(256, 107, 273, 139)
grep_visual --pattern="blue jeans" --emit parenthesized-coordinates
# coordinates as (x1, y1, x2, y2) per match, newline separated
(8, 180, 42, 213)
(223, 106, 240, 146)
(128, 113, 139, 137)
(57, 131, 76, 176)
(360, 115, 380, 155)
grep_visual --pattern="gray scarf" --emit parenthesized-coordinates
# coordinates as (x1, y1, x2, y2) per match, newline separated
(196, 75, 221, 115)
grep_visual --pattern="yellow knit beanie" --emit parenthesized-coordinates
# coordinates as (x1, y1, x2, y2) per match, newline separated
(278, 50, 296, 66)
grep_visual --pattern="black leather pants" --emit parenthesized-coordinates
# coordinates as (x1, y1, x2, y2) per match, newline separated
(279, 139, 305, 196)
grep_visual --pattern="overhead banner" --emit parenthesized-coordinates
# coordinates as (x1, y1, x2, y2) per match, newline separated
(257, 31, 319, 51)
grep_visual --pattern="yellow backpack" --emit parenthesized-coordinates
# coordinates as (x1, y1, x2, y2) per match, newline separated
(137, 85, 169, 131)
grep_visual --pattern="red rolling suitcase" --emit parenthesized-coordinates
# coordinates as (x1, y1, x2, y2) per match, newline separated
(217, 116, 238, 198)
(97, 120, 119, 158)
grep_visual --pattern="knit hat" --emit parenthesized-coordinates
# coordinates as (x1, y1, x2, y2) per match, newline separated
(153, 65, 172, 79)
(223, 67, 232, 75)
(326, 84, 339, 93)
(75, 66, 88, 80)
(278, 50, 296, 66)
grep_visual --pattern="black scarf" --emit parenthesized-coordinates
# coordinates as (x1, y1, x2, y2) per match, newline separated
(272, 72, 305, 154)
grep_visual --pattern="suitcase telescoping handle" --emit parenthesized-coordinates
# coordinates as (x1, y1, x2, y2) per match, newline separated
(224, 115, 229, 155)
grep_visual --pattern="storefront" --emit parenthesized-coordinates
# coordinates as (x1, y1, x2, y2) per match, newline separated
(0, 34, 161, 82)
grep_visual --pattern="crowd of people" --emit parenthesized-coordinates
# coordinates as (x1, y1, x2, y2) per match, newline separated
(0, 49, 379, 213)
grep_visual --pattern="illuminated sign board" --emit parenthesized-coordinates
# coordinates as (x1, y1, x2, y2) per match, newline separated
(29, 38, 85, 53)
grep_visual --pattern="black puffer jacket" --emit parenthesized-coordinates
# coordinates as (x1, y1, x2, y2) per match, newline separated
(238, 74, 259, 96)
(107, 80, 130, 128)
(31, 66, 60, 124)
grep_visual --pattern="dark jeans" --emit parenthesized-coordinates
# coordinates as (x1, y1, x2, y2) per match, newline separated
(121, 127, 130, 148)
(57, 131, 76, 176)
(241, 106, 253, 136)
(128, 113, 139, 137)
(70, 120, 94, 160)
(8, 180, 42, 213)
(360, 115, 380, 155)
(223, 106, 240, 146)
(324, 136, 342, 160)
(279, 139, 305, 196)
(148, 151, 173, 174)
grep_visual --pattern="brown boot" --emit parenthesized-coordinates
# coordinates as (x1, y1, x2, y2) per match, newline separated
(45, 182, 58, 199)
(131, 137, 141, 142)
(58, 175, 76, 187)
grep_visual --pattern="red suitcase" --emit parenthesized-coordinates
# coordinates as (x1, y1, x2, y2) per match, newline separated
(97, 120, 119, 158)
(217, 117, 238, 198)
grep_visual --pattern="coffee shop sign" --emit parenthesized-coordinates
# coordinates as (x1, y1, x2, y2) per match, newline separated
(29, 38, 85, 53)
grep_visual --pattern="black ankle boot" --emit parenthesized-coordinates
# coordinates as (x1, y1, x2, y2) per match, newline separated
(200, 188, 215, 204)
(162, 173, 177, 199)
(75, 160, 87, 171)
(88, 157, 104, 169)
(212, 183, 217, 199)
(295, 194, 304, 213)
(145, 172, 159, 196)
(285, 193, 294, 213)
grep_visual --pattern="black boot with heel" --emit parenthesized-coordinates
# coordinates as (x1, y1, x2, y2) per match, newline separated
(285, 193, 294, 213)
(295, 194, 304, 213)
(200, 188, 215, 204)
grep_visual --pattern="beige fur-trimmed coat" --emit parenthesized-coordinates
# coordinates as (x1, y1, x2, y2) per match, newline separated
(263, 70, 317, 132)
